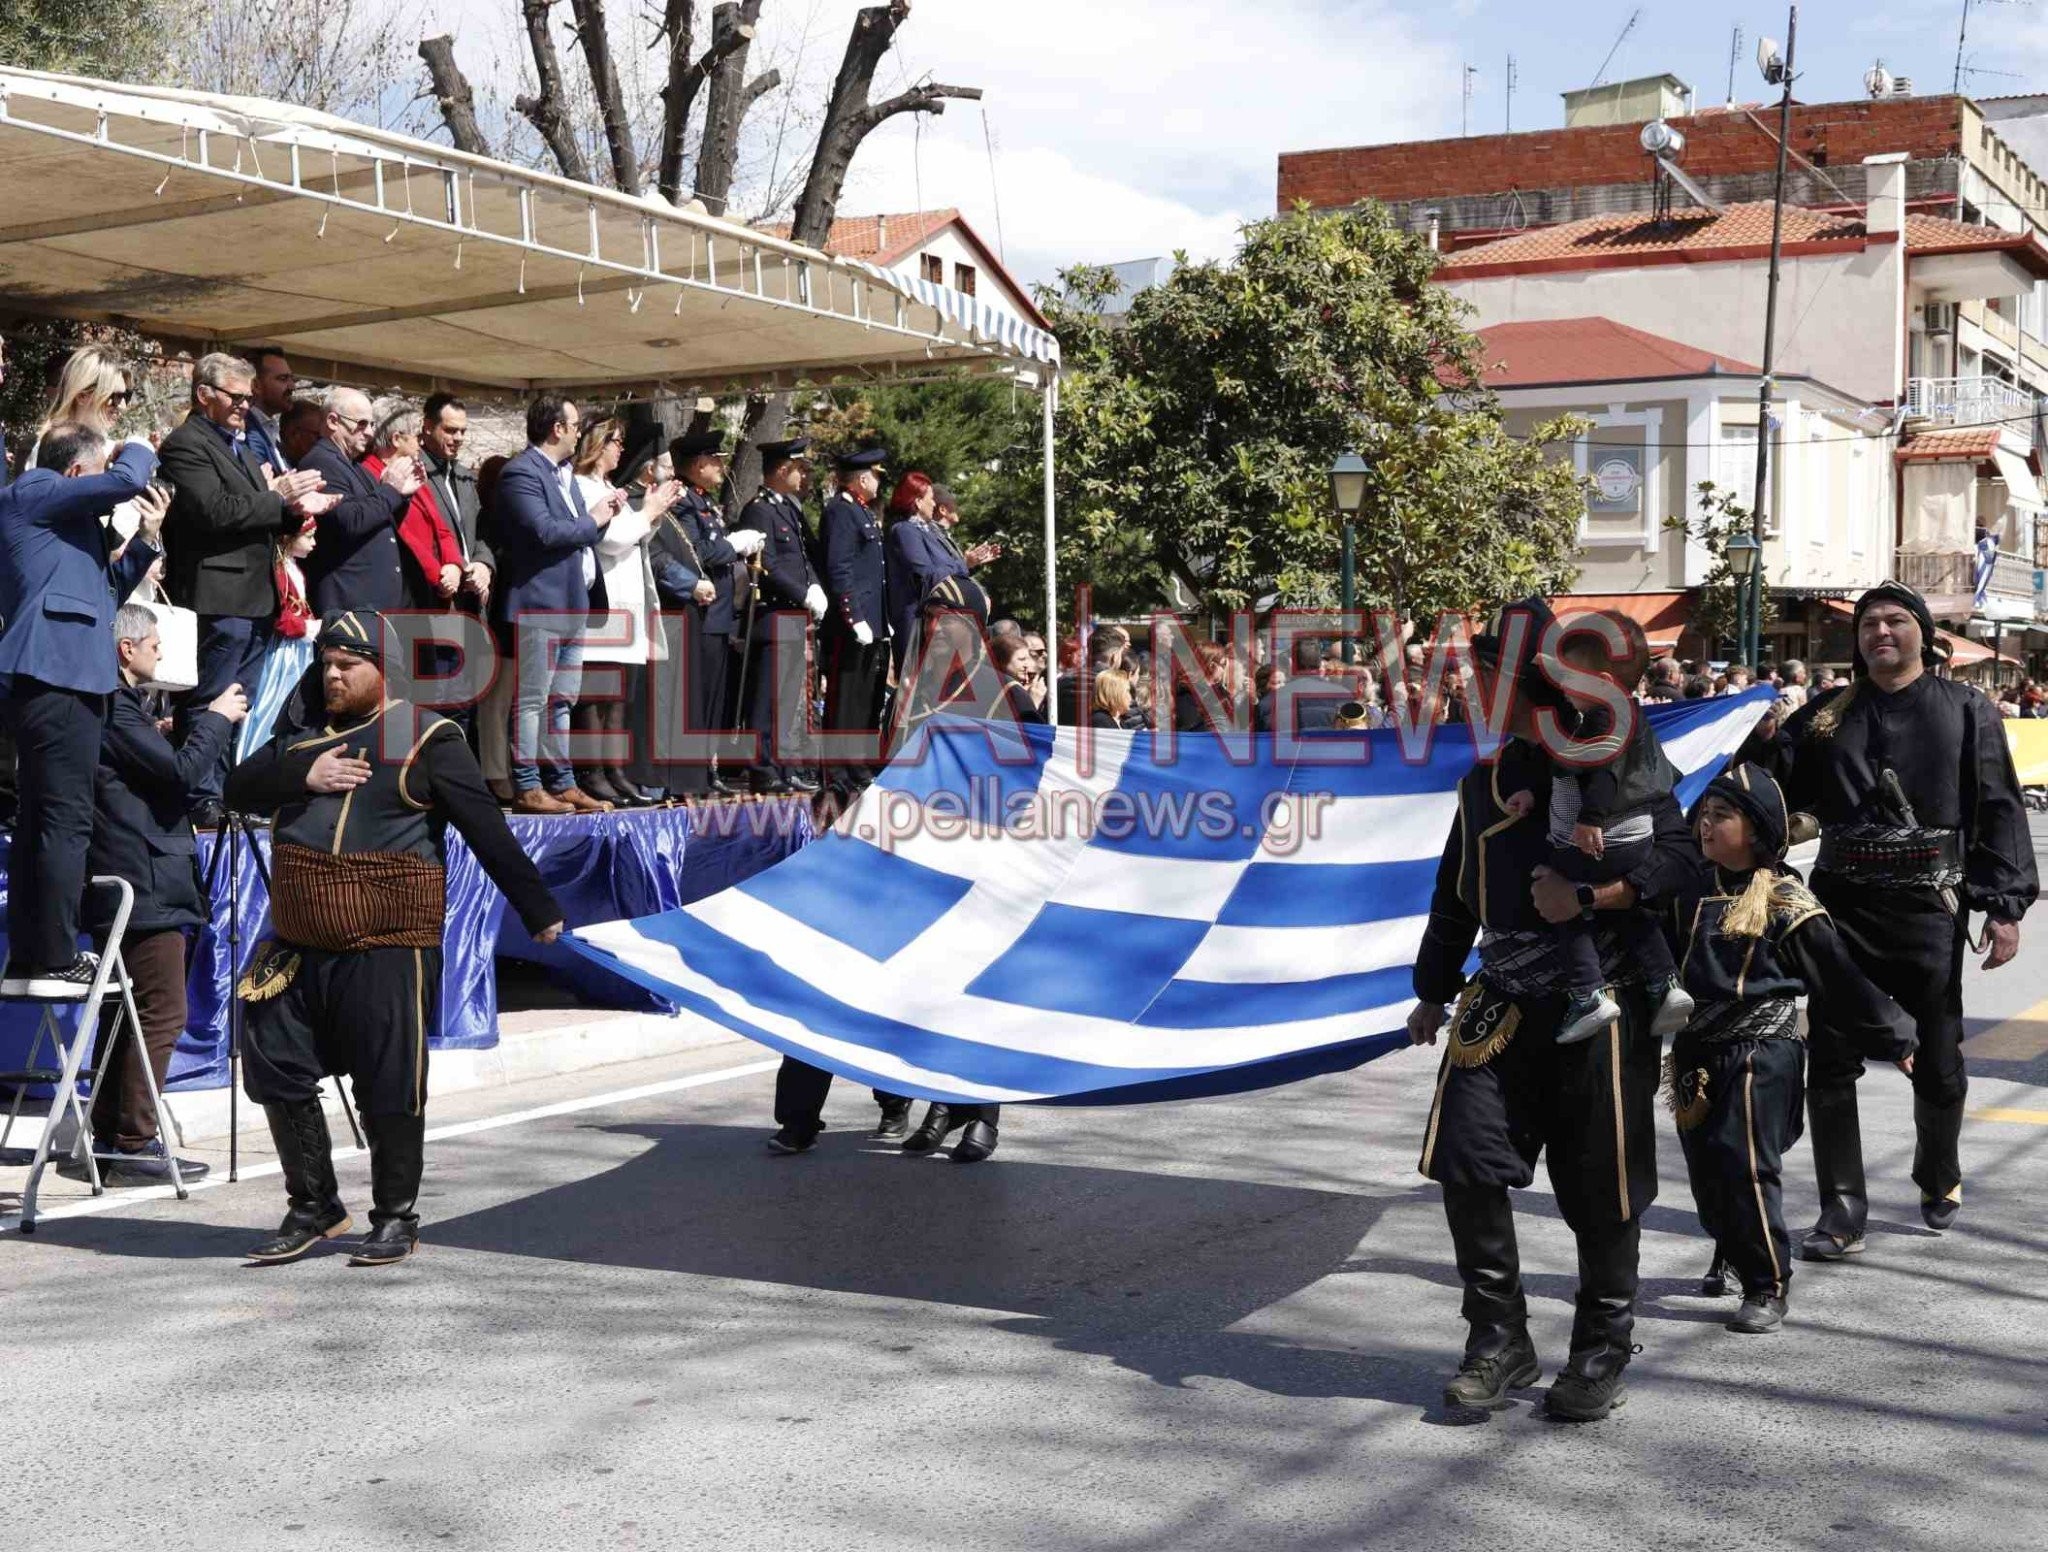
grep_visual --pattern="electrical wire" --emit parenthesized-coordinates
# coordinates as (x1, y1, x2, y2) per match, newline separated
(1490, 406, 2045, 451)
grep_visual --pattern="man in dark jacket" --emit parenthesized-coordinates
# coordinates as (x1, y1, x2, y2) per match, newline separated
(75, 604, 248, 1183)
(663, 430, 763, 795)
(735, 439, 826, 795)
(298, 385, 419, 615)
(158, 352, 334, 814)
(1404, 597, 1698, 1422)
(420, 393, 494, 607)
(0, 424, 166, 997)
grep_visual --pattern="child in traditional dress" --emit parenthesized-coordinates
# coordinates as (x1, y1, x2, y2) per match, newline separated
(237, 527, 317, 760)
(1668, 762, 1913, 1333)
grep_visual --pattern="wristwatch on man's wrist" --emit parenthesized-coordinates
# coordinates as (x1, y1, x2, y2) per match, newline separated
(1575, 883, 1597, 920)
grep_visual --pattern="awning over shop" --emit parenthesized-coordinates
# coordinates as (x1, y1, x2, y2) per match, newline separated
(1818, 597, 2020, 668)
(1549, 591, 1689, 652)
(1992, 444, 2045, 512)
(0, 66, 1058, 396)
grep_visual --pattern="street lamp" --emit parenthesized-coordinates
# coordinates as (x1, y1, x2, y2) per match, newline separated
(1748, 5, 1797, 674)
(1724, 529, 1762, 664)
(1328, 452, 1369, 664)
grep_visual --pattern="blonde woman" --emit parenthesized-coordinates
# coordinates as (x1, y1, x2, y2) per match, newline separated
(573, 420, 681, 805)
(1090, 668, 1133, 729)
(37, 345, 133, 443)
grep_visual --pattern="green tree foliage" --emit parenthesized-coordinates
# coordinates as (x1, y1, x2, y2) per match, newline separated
(1665, 481, 1778, 653)
(0, 0, 174, 80)
(1034, 207, 1589, 627)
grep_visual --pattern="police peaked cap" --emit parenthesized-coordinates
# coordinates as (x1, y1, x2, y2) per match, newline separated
(758, 437, 812, 471)
(668, 428, 727, 465)
(834, 445, 888, 472)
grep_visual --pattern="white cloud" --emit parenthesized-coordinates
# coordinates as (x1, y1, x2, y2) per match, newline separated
(425, 0, 1464, 286)
(839, 0, 1463, 284)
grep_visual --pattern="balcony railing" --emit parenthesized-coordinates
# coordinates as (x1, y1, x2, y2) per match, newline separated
(1904, 375, 2037, 451)
(1894, 546, 2038, 618)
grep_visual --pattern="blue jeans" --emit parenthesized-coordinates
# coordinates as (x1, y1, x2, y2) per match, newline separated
(507, 621, 583, 793)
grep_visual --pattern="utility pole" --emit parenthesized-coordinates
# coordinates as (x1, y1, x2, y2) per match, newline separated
(1749, 5, 1798, 671)
(1726, 24, 1743, 106)
(1505, 53, 1517, 133)
(1463, 64, 1479, 137)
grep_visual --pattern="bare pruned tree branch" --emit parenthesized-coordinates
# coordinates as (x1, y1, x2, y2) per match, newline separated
(654, 1, 698, 202)
(569, 0, 641, 194)
(862, 80, 980, 131)
(419, 35, 493, 157)
(693, 0, 766, 214)
(515, 0, 592, 183)
(740, 68, 783, 119)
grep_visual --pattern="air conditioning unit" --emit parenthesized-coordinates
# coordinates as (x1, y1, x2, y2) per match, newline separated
(1916, 301, 1958, 334)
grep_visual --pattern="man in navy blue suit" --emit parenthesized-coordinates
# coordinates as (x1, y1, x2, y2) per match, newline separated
(298, 384, 419, 615)
(0, 422, 167, 996)
(491, 395, 625, 814)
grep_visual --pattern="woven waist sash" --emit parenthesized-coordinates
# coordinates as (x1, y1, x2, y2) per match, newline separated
(270, 843, 446, 950)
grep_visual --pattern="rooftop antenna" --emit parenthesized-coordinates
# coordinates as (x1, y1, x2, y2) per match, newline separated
(1956, 2, 2036, 97)
(1463, 63, 1480, 136)
(1727, 24, 1744, 105)
(1591, 6, 1643, 89)
(1506, 52, 1517, 132)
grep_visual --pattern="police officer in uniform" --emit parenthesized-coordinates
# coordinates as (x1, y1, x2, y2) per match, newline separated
(735, 439, 826, 795)
(1763, 580, 2036, 1257)
(227, 611, 566, 1267)
(820, 447, 890, 783)
(1404, 598, 1697, 1420)
(662, 430, 764, 796)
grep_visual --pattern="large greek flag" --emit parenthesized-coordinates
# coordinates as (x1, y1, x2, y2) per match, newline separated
(569, 692, 1771, 1105)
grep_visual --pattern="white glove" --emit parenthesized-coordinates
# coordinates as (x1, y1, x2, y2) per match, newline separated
(728, 528, 765, 557)
(804, 584, 828, 620)
(853, 620, 874, 647)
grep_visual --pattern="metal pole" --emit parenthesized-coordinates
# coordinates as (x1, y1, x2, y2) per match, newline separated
(1042, 377, 1060, 729)
(1340, 519, 1357, 665)
(1749, 3, 1797, 674)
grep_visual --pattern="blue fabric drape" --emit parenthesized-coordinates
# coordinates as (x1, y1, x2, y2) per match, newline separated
(0, 799, 814, 1092)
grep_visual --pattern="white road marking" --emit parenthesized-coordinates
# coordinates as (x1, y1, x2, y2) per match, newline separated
(1, 1058, 778, 1235)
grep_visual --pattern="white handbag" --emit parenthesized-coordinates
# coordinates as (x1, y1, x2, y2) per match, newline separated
(138, 579, 200, 693)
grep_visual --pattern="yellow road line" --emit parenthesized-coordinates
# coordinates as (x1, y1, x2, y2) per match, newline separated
(1970, 1107, 2048, 1125)
(1960, 996, 2048, 1061)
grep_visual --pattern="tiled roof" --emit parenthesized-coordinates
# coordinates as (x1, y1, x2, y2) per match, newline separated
(1895, 426, 2006, 462)
(1475, 317, 1757, 386)
(755, 208, 960, 265)
(1440, 201, 2048, 277)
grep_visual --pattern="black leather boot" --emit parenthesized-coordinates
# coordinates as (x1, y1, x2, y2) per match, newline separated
(1912, 1094, 1965, 1230)
(1802, 1082, 1868, 1260)
(1441, 1184, 1540, 1408)
(246, 1100, 350, 1264)
(349, 1112, 424, 1268)
(874, 1098, 913, 1140)
(1546, 1220, 1640, 1421)
(901, 1103, 962, 1154)
(952, 1119, 999, 1162)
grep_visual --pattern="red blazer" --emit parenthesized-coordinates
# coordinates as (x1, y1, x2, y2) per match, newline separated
(364, 453, 461, 601)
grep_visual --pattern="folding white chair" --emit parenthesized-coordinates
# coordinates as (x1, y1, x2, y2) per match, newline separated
(0, 877, 189, 1232)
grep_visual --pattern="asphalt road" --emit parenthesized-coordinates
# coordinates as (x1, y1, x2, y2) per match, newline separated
(5, 840, 2047, 1551)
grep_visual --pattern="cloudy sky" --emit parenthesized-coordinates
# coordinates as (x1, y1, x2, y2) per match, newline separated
(432, 0, 2048, 289)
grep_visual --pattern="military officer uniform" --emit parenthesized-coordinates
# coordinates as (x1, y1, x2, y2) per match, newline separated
(227, 611, 563, 1266)
(819, 447, 890, 758)
(734, 439, 822, 795)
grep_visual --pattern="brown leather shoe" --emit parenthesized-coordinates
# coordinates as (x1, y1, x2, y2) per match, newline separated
(511, 788, 574, 816)
(487, 778, 517, 805)
(556, 786, 615, 814)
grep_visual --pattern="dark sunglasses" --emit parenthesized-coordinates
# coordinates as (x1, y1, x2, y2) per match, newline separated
(206, 385, 254, 408)
(105, 390, 132, 408)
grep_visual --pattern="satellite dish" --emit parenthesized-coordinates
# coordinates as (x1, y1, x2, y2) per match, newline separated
(1640, 120, 1684, 156)
(1757, 36, 1787, 86)
(1864, 62, 1894, 99)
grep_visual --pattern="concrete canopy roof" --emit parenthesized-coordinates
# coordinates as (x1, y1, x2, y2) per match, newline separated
(0, 67, 1058, 397)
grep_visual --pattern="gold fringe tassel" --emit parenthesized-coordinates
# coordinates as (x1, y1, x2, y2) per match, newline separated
(1448, 983, 1521, 1069)
(236, 941, 300, 1003)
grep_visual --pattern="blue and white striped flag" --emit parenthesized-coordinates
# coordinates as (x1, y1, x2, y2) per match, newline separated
(568, 692, 1771, 1105)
